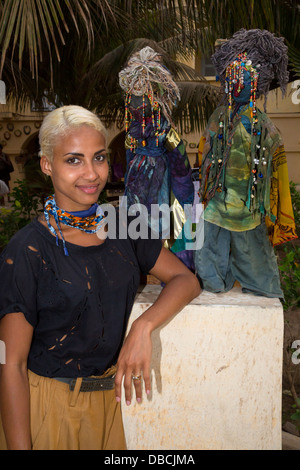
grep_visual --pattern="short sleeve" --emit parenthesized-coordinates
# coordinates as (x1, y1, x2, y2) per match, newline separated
(0, 234, 41, 326)
(115, 211, 163, 275)
(132, 237, 162, 275)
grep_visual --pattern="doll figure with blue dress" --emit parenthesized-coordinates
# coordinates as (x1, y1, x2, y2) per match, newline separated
(119, 47, 195, 270)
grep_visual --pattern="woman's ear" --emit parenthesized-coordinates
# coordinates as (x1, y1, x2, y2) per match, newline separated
(40, 155, 52, 176)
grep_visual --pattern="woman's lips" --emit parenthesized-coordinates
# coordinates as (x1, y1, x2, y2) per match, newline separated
(77, 184, 99, 194)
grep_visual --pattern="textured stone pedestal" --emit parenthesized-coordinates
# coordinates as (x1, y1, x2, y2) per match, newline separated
(122, 285, 284, 450)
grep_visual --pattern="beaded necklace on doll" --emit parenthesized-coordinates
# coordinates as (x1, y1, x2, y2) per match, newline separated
(44, 195, 105, 256)
(125, 90, 166, 150)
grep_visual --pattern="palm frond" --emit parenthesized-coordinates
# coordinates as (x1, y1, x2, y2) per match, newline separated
(187, 0, 300, 56)
(288, 42, 300, 76)
(0, 0, 120, 83)
(174, 80, 220, 133)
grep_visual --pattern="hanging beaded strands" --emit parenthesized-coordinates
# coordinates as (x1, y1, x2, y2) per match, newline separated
(205, 52, 259, 200)
(119, 46, 180, 150)
(205, 29, 289, 215)
(224, 52, 261, 211)
(225, 51, 259, 127)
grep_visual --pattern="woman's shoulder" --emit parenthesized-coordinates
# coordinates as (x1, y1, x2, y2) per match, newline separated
(1, 219, 43, 259)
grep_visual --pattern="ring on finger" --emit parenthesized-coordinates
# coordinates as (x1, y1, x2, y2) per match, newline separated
(132, 374, 142, 381)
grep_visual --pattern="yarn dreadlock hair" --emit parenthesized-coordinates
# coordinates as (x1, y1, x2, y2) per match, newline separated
(211, 28, 289, 110)
(119, 46, 180, 125)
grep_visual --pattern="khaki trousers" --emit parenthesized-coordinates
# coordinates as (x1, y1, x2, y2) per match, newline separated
(0, 367, 126, 450)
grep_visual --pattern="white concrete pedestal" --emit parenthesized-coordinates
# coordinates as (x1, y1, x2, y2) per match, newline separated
(122, 285, 284, 450)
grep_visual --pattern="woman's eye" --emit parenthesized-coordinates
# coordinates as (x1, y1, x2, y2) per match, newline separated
(66, 157, 81, 164)
(95, 154, 106, 162)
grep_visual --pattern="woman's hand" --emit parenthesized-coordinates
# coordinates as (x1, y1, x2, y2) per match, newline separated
(115, 317, 153, 405)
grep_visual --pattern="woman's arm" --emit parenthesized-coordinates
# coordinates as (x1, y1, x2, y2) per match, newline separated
(0, 313, 34, 450)
(115, 247, 201, 405)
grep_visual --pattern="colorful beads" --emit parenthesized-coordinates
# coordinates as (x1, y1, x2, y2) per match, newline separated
(125, 93, 132, 132)
(225, 51, 259, 132)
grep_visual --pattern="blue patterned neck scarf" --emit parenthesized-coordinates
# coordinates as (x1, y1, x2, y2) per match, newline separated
(44, 195, 105, 256)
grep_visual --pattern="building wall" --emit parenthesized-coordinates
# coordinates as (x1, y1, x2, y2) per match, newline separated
(259, 80, 300, 185)
(0, 101, 47, 188)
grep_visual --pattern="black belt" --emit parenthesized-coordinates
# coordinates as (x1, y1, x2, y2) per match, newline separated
(54, 375, 115, 392)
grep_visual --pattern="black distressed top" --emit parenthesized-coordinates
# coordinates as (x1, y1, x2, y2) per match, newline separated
(0, 217, 162, 378)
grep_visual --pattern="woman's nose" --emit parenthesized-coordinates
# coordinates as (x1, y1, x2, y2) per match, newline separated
(83, 161, 99, 180)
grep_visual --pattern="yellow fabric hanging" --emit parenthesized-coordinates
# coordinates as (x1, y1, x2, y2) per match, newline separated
(265, 145, 298, 246)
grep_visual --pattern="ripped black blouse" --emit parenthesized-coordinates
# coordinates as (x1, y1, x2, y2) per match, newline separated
(0, 217, 162, 378)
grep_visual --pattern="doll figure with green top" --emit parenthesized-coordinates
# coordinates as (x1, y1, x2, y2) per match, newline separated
(195, 28, 297, 298)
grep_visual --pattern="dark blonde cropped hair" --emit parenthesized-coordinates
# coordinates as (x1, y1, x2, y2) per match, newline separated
(39, 105, 107, 161)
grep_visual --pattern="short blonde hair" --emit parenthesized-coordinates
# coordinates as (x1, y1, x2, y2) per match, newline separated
(39, 105, 107, 161)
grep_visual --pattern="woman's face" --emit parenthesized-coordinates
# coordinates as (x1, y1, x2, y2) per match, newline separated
(40, 125, 108, 211)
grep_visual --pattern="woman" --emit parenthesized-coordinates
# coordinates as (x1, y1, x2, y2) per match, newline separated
(0, 105, 200, 450)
